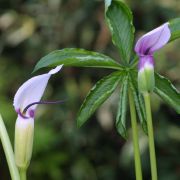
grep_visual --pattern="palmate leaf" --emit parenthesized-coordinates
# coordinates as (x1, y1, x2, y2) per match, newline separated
(154, 73, 180, 114)
(105, 0, 135, 64)
(169, 18, 180, 42)
(33, 48, 122, 72)
(129, 72, 147, 134)
(77, 71, 124, 127)
(116, 74, 128, 139)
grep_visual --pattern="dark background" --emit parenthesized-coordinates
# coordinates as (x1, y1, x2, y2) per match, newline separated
(0, 0, 179, 179)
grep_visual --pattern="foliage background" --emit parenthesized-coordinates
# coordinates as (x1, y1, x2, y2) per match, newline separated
(0, 0, 179, 179)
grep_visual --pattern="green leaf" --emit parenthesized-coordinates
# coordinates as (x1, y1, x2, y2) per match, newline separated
(105, 0, 135, 64)
(154, 73, 180, 114)
(169, 18, 180, 42)
(33, 48, 122, 72)
(77, 71, 124, 127)
(129, 72, 147, 134)
(116, 74, 128, 139)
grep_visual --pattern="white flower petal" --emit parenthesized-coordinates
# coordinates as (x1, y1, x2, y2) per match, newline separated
(13, 66, 62, 113)
(48, 65, 63, 75)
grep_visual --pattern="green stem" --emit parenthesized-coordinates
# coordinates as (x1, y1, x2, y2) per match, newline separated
(128, 89, 143, 180)
(0, 114, 20, 180)
(143, 92, 158, 180)
(19, 169, 27, 180)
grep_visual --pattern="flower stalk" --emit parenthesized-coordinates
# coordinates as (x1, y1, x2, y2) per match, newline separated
(144, 92, 157, 180)
(128, 89, 143, 180)
(0, 114, 20, 180)
(19, 169, 27, 180)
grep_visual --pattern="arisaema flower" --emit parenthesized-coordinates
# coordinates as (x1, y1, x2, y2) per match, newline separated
(13, 65, 63, 170)
(135, 23, 171, 92)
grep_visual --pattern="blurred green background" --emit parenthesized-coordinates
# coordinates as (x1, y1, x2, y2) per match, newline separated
(0, 0, 179, 179)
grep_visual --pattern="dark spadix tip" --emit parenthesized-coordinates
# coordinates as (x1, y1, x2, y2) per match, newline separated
(23, 100, 66, 114)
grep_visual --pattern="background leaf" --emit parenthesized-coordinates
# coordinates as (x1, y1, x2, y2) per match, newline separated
(129, 72, 147, 134)
(116, 74, 128, 139)
(77, 71, 124, 127)
(169, 18, 180, 42)
(105, 0, 135, 64)
(33, 48, 122, 72)
(154, 73, 180, 114)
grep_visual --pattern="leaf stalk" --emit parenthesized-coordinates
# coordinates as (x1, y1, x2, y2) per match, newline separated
(0, 114, 20, 180)
(128, 89, 143, 180)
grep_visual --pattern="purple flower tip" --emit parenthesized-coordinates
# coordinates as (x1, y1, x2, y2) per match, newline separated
(28, 110, 35, 118)
(138, 55, 154, 71)
(135, 23, 171, 56)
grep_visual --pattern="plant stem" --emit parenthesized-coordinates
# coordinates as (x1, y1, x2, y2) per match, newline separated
(143, 92, 157, 180)
(128, 89, 143, 180)
(0, 114, 20, 180)
(19, 169, 27, 180)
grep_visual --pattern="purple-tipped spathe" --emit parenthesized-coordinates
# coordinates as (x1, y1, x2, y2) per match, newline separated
(13, 65, 63, 119)
(135, 23, 171, 92)
(135, 23, 171, 55)
(14, 65, 63, 169)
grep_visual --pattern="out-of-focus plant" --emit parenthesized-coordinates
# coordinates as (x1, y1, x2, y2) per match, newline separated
(34, 0, 180, 180)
